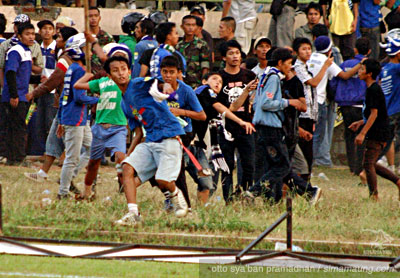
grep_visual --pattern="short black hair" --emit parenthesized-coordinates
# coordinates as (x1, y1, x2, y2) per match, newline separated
(266, 46, 278, 61)
(17, 22, 35, 35)
(312, 23, 329, 38)
(182, 14, 197, 24)
(362, 59, 381, 79)
(355, 37, 370, 55)
(104, 56, 130, 75)
(139, 18, 155, 36)
(203, 71, 222, 81)
(59, 27, 78, 42)
(0, 13, 7, 35)
(37, 19, 54, 30)
(292, 37, 312, 52)
(220, 40, 242, 57)
(194, 16, 204, 28)
(269, 48, 293, 67)
(221, 16, 236, 33)
(305, 2, 323, 16)
(245, 57, 258, 70)
(155, 22, 176, 44)
(89, 6, 100, 14)
(160, 55, 180, 70)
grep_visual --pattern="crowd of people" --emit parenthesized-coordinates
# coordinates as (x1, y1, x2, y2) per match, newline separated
(0, 0, 400, 226)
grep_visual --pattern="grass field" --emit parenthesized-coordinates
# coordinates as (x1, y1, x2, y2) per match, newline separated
(0, 161, 399, 257)
(0, 255, 398, 278)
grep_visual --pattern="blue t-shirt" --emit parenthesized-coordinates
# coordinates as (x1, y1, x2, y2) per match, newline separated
(359, 0, 381, 28)
(380, 63, 400, 116)
(121, 77, 185, 142)
(0, 38, 6, 44)
(149, 44, 187, 78)
(166, 79, 203, 133)
(1, 42, 32, 102)
(132, 36, 158, 78)
(58, 62, 99, 126)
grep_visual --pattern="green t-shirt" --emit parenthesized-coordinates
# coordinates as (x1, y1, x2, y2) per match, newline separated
(89, 77, 127, 126)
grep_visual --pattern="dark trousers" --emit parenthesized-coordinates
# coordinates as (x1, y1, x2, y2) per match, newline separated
(298, 118, 314, 177)
(219, 132, 255, 203)
(0, 102, 7, 157)
(363, 140, 399, 196)
(254, 125, 290, 203)
(36, 94, 57, 147)
(1, 101, 30, 162)
(341, 106, 365, 175)
(332, 32, 356, 61)
(285, 142, 316, 197)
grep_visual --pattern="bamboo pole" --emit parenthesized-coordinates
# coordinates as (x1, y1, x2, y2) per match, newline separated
(84, 0, 91, 73)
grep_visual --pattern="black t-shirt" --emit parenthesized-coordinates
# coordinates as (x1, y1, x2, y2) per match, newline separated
(217, 68, 256, 136)
(364, 82, 390, 142)
(282, 75, 305, 122)
(192, 86, 219, 148)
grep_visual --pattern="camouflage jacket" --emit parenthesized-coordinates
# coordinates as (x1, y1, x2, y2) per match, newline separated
(91, 28, 115, 74)
(176, 36, 210, 89)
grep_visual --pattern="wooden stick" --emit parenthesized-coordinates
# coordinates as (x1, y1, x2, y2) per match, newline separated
(83, 0, 91, 73)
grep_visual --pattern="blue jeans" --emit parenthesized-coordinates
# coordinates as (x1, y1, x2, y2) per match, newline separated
(185, 145, 213, 192)
(313, 101, 336, 166)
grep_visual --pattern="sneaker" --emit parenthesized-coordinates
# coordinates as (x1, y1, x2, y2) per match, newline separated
(377, 157, 388, 168)
(164, 198, 174, 213)
(114, 212, 141, 226)
(309, 187, 322, 206)
(24, 172, 47, 182)
(0, 156, 6, 164)
(57, 193, 72, 200)
(69, 181, 81, 195)
(170, 188, 188, 218)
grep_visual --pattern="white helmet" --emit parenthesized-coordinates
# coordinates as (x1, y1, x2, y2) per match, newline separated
(65, 33, 86, 60)
(103, 43, 132, 66)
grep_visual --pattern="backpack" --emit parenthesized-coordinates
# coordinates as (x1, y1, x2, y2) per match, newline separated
(329, 0, 354, 35)
(270, 0, 287, 17)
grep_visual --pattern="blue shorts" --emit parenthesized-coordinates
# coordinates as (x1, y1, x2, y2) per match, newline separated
(90, 124, 127, 160)
(123, 138, 182, 183)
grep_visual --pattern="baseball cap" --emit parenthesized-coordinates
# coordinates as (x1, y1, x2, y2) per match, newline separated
(314, 36, 332, 53)
(254, 36, 272, 49)
(37, 20, 54, 30)
(190, 6, 205, 15)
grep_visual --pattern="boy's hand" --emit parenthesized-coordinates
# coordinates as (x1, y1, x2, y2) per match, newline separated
(162, 83, 174, 95)
(56, 124, 64, 138)
(348, 120, 363, 132)
(355, 133, 365, 146)
(239, 120, 255, 134)
(25, 92, 33, 102)
(288, 99, 303, 110)
(324, 55, 333, 67)
(299, 128, 313, 141)
(244, 79, 258, 93)
(10, 97, 19, 108)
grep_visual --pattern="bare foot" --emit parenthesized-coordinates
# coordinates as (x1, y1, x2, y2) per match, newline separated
(370, 194, 379, 202)
(359, 170, 367, 185)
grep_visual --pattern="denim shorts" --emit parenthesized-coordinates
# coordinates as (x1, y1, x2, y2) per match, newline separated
(90, 124, 127, 160)
(45, 116, 64, 158)
(123, 138, 182, 183)
(185, 145, 213, 192)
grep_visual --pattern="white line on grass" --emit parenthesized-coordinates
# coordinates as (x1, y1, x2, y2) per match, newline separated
(0, 272, 105, 278)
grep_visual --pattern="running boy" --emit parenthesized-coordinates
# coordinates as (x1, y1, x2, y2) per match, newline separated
(105, 56, 188, 226)
(349, 59, 400, 201)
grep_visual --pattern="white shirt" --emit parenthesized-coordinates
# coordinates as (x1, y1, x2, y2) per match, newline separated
(226, 0, 257, 23)
(251, 63, 267, 80)
(307, 52, 342, 104)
